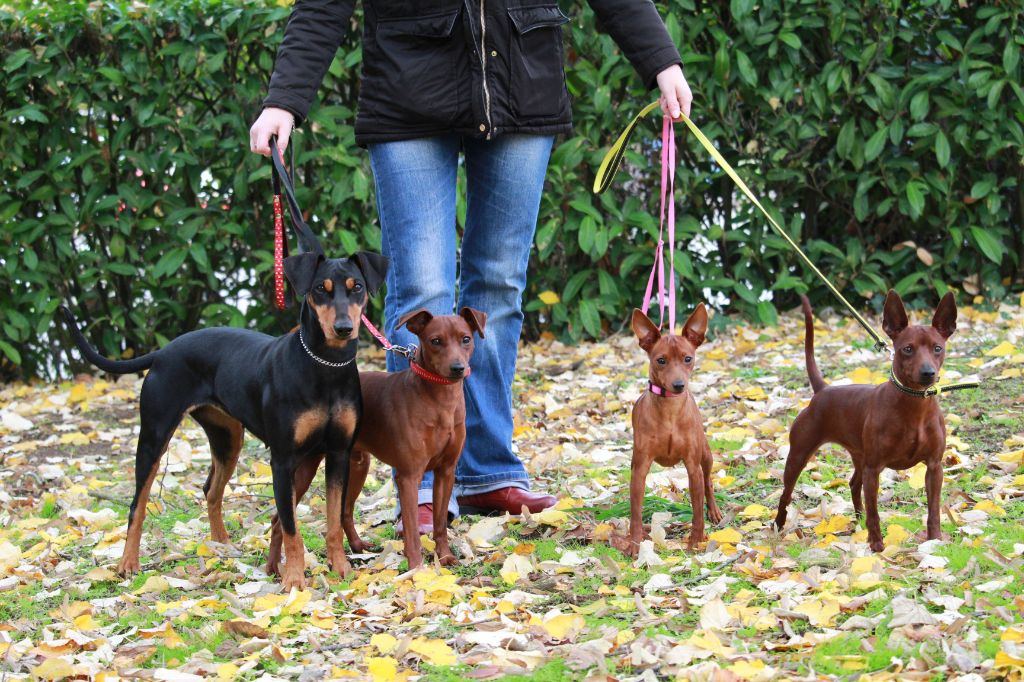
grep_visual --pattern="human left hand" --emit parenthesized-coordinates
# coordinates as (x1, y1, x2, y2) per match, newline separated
(656, 64, 692, 120)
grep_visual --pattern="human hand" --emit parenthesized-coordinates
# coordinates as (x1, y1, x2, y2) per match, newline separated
(655, 64, 692, 120)
(250, 107, 295, 157)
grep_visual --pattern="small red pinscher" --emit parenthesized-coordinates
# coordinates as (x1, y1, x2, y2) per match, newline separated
(261, 308, 486, 574)
(628, 305, 723, 554)
(774, 290, 958, 552)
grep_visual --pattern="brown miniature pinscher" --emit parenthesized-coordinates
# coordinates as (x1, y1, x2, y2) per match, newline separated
(628, 305, 722, 554)
(259, 308, 486, 574)
(774, 291, 958, 552)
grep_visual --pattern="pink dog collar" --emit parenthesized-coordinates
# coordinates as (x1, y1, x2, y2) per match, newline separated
(648, 382, 684, 398)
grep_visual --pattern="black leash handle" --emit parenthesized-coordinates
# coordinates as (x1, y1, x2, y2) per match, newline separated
(270, 134, 324, 258)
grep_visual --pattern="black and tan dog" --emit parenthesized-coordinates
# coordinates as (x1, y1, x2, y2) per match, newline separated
(60, 250, 387, 590)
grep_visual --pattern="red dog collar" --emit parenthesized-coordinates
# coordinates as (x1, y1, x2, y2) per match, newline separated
(410, 361, 470, 385)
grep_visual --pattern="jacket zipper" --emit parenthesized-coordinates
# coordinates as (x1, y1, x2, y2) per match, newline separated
(479, 0, 493, 139)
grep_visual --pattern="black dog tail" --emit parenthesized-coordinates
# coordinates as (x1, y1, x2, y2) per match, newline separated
(800, 295, 826, 394)
(59, 305, 156, 374)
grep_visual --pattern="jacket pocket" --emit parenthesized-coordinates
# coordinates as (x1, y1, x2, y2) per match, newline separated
(373, 10, 462, 126)
(507, 5, 570, 119)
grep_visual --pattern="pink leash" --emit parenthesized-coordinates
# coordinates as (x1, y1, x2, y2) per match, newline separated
(361, 313, 416, 359)
(641, 117, 677, 334)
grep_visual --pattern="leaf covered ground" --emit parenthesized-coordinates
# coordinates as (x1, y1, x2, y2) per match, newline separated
(1, 296, 1023, 681)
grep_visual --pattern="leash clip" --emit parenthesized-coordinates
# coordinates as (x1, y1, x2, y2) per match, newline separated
(388, 343, 418, 360)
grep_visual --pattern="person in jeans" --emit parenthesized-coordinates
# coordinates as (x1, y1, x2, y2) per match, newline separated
(250, 1, 694, 533)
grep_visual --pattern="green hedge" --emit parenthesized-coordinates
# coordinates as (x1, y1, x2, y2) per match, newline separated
(1, 0, 1021, 379)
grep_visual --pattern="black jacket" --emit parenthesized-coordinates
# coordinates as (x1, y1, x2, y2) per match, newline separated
(264, 1, 681, 145)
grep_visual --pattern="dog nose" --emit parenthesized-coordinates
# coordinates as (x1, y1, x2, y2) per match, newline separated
(920, 366, 936, 382)
(333, 321, 353, 337)
(672, 380, 686, 393)
(449, 362, 465, 376)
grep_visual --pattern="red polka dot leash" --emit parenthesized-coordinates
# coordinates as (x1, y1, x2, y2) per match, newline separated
(269, 134, 324, 309)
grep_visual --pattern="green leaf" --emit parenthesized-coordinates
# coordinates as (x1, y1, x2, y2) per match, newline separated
(0, 340, 21, 365)
(4, 49, 32, 72)
(864, 127, 888, 162)
(755, 301, 778, 326)
(970, 179, 995, 199)
(905, 181, 926, 219)
(909, 91, 929, 120)
(729, 0, 755, 19)
(779, 32, 802, 49)
(1003, 41, 1020, 75)
(735, 50, 757, 86)
(934, 131, 950, 168)
(969, 227, 1004, 264)
(579, 299, 602, 338)
(153, 247, 189, 278)
(836, 119, 856, 158)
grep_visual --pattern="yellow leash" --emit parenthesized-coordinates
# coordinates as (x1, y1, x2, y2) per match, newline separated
(594, 101, 889, 353)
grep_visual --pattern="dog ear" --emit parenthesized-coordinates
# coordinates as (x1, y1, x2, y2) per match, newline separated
(931, 291, 957, 339)
(631, 308, 660, 352)
(682, 303, 709, 346)
(283, 252, 322, 297)
(354, 251, 389, 295)
(459, 307, 487, 339)
(882, 289, 909, 340)
(398, 308, 433, 336)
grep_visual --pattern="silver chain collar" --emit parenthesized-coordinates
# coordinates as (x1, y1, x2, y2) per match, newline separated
(298, 330, 356, 369)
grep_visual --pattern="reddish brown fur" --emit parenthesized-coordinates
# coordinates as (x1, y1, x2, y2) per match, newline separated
(628, 305, 722, 554)
(267, 308, 487, 573)
(774, 290, 959, 552)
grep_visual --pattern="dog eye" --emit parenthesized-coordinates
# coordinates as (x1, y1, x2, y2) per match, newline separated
(351, 283, 363, 293)
(902, 345, 913, 354)
(656, 357, 666, 365)
(684, 356, 693, 364)
(934, 345, 943, 354)
(462, 335, 471, 344)
(430, 338, 441, 346)
(314, 283, 326, 293)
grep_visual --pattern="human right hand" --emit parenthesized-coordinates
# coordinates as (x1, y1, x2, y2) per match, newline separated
(250, 107, 295, 157)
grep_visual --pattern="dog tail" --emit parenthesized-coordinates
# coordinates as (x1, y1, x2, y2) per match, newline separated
(800, 295, 826, 393)
(59, 305, 156, 374)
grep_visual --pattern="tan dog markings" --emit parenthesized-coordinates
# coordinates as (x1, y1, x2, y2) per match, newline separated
(332, 406, 357, 438)
(294, 407, 327, 445)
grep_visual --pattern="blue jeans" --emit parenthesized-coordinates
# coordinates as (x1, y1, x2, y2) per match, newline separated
(368, 134, 554, 517)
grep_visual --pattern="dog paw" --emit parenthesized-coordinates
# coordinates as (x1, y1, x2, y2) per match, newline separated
(331, 559, 354, 578)
(437, 554, 458, 567)
(708, 507, 724, 525)
(280, 570, 306, 592)
(916, 529, 948, 543)
(265, 560, 281, 577)
(869, 540, 885, 553)
(348, 539, 375, 554)
(686, 530, 709, 550)
(117, 555, 140, 576)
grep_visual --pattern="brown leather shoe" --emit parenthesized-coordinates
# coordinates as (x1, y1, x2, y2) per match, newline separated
(457, 487, 557, 515)
(396, 503, 435, 537)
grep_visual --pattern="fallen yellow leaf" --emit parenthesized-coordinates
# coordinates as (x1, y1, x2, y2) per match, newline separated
(986, 341, 1017, 357)
(32, 657, 76, 681)
(408, 637, 457, 666)
(709, 527, 742, 544)
(371, 633, 398, 655)
(367, 656, 399, 682)
(538, 291, 560, 305)
(739, 504, 770, 519)
(814, 515, 852, 535)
